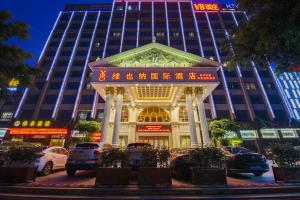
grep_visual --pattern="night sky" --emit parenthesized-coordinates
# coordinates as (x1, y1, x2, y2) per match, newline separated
(0, 0, 234, 67)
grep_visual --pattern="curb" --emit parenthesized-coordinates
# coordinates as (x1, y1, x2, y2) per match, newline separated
(0, 185, 300, 196)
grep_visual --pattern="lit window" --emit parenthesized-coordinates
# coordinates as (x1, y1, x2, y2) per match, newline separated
(179, 107, 188, 122)
(95, 42, 100, 47)
(86, 83, 93, 90)
(113, 32, 121, 37)
(121, 107, 129, 122)
(78, 111, 88, 120)
(172, 32, 180, 37)
(245, 83, 257, 90)
(188, 32, 195, 37)
(0, 112, 13, 121)
(156, 32, 165, 37)
(180, 136, 191, 148)
(138, 106, 170, 122)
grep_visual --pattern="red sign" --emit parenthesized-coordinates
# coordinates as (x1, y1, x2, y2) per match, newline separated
(193, 3, 220, 11)
(9, 128, 68, 136)
(137, 125, 171, 133)
(92, 67, 218, 84)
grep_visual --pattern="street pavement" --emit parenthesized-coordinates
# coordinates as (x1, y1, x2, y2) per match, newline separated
(29, 164, 277, 188)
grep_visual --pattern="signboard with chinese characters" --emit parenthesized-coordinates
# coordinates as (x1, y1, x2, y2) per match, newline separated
(240, 130, 258, 139)
(92, 67, 218, 84)
(137, 125, 171, 133)
(260, 129, 279, 138)
(13, 120, 52, 128)
(281, 129, 298, 138)
(193, 3, 221, 11)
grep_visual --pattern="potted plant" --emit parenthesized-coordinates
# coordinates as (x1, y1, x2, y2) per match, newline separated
(0, 143, 40, 183)
(138, 147, 171, 186)
(190, 147, 227, 185)
(95, 148, 131, 185)
(268, 143, 300, 182)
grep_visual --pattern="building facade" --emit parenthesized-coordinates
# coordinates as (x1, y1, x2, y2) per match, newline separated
(1, 0, 299, 150)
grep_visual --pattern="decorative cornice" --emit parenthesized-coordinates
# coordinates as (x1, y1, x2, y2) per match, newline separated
(116, 87, 125, 95)
(105, 87, 115, 95)
(194, 87, 204, 95)
(184, 87, 193, 95)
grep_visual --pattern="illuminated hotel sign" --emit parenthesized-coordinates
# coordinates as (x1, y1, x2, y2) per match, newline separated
(13, 120, 52, 128)
(9, 128, 68, 136)
(137, 125, 171, 133)
(193, 3, 220, 11)
(93, 67, 218, 83)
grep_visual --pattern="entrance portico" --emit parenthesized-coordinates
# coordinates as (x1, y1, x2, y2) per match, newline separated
(89, 43, 220, 148)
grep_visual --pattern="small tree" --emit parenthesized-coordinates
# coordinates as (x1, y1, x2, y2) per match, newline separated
(268, 143, 300, 167)
(74, 120, 101, 143)
(209, 118, 240, 145)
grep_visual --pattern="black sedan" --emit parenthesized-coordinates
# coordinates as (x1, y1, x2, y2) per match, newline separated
(224, 146, 269, 176)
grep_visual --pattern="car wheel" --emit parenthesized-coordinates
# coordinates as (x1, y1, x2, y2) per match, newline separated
(253, 172, 263, 176)
(41, 161, 53, 176)
(66, 168, 76, 176)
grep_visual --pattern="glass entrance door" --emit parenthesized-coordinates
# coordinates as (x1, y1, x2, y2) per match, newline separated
(139, 136, 169, 149)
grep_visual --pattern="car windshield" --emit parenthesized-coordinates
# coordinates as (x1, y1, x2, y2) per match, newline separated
(127, 143, 151, 149)
(76, 143, 99, 148)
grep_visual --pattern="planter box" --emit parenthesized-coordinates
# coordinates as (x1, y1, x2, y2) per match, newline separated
(138, 168, 171, 186)
(273, 166, 300, 182)
(191, 167, 227, 185)
(95, 168, 131, 185)
(0, 166, 37, 183)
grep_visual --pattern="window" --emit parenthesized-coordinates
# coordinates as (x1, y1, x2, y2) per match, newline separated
(260, 129, 279, 138)
(180, 136, 191, 148)
(0, 112, 13, 121)
(113, 32, 121, 37)
(66, 82, 79, 89)
(86, 83, 94, 90)
(249, 95, 264, 104)
(172, 32, 180, 37)
(213, 95, 227, 104)
(242, 70, 254, 77)
(119, 136, 128, 148)
(245, 83, 257, 90)
(179, 107, 188, 122)
(62, 95, 76, 104)
(240, 130, 258, 139)
(156, 32, 165, 37)
(78, 111, 88, 120)
(281, 129, 298, 138)
(231, 95, 245, 104)
(95, 42, 101, 47)
(121, 107, 129, 122)
(188, 32, 195, 38)
(80, 95, 94, 104)
(138, 106, 170, 122)
(43, 95, 57, 104)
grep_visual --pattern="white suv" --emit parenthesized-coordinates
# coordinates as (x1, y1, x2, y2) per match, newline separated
(65, 143, 103, 176)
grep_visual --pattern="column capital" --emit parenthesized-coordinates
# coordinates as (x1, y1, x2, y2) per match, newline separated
(194, 87, 204, 95)
(116, 87, 125, 95)
(105, 87, 115, 95)
(184, 87, 193, 95)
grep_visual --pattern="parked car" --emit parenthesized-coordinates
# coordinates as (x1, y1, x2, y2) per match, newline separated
(66, 142, 109, 176)
(125, 142, 152, 170)
(170, 148, 192, 161)
(36, 146, 69, 176)
(223, 146, 269, 176)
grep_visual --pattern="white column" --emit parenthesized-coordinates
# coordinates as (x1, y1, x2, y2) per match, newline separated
(112, 87, 125, 148)
(195, 87, 210, 146)
(185, 87, 198, 148)
(100, 87, 114, 145)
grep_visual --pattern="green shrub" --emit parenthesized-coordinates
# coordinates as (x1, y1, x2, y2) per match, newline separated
(101, 148, 129, 168)
(267, 143, 300, 167)
(157, 147, 171, 168)
(189, 147, 226, 168)
(141, 147, 157, 167)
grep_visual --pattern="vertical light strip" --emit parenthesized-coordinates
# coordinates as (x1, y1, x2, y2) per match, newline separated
(205, 12, 235, 116)
(190, 1, 204, 57)
(152, 1, 154, 41)
(164, 0, 170, 46)
(190, 2, 215, 118)
(119, 1, 128, 52)
(52, 12, 88, 119)
(72, 11, 101, 119)
(46, 12, 75, 81)
(136, 1, 141, 47)
(102, 0, 115, 58)
(178, 1, 186, 52)
(14, 12, 63, 118)
(251, 61, 275, 118)
(92, 1, 116, 118)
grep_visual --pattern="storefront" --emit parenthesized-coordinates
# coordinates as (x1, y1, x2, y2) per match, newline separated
(8, 126, 68, 147)
(89, 43, 220, 149)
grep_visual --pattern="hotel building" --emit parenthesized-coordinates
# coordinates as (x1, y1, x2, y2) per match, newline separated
(1, 0, 299, 151)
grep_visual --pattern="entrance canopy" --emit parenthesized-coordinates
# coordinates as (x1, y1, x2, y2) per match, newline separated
(89, 43, 220, 106)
